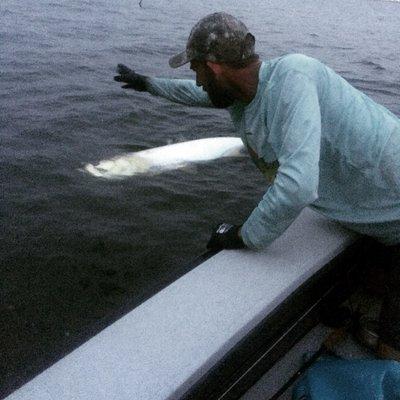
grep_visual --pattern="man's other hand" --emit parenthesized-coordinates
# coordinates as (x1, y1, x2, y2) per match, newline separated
(114, 64, 148, 92)
(207, 223, 246, 250)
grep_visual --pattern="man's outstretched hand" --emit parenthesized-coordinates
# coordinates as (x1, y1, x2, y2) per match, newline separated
(207, 223, 246, 250)
(114, 64, 148, 92)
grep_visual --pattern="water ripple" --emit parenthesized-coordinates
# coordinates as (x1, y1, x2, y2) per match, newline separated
(354, 59, 386, 71)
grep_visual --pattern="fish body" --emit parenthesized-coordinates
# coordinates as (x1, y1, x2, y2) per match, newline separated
(83, 137, 245, 179)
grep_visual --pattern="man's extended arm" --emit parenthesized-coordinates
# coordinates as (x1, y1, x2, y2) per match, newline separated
(114, 64, 213, 107)
(241, 71, 321, 250)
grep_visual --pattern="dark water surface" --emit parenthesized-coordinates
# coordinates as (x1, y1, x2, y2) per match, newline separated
(1, 0, 399, 395)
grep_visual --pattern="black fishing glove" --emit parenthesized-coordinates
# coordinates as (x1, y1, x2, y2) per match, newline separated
(207, 223, 246, 250)
(114, 64, 148, 92)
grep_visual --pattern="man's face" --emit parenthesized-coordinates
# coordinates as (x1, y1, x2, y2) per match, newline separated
(190, 60, 235, 108)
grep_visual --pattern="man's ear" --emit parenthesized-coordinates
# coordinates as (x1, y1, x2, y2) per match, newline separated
(244, 33, 255, 48)
(243, 33, 255, 58)
(206, 61, 224, 75)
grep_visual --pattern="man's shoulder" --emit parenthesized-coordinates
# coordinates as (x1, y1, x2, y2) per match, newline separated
(269, 53, 324, 77)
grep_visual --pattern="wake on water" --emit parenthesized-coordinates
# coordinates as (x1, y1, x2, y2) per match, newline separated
(82, 137, 246, 179)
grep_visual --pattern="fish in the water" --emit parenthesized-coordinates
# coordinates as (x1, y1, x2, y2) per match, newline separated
(83, 137, 245, 178)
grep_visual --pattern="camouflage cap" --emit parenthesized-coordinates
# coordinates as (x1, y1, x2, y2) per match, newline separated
(169, 12, 256, 68)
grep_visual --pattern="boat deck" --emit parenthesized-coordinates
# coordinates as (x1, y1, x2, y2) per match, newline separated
(241, 290, 381, 400)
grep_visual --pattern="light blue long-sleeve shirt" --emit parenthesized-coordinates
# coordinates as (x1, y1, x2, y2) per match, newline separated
(146, 54, 400, 249)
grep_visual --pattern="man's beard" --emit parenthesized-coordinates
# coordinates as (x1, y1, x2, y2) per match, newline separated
(203, 66, 236, 109)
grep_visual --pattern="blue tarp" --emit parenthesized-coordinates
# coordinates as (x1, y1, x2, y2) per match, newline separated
(293, 357, 400, 399)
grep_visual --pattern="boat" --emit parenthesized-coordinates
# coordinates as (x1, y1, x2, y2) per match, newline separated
(5, 208, 377, 400)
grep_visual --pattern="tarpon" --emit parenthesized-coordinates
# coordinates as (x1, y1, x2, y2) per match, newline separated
(83, 137, 245, 179)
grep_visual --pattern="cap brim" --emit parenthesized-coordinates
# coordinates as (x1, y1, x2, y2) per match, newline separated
(169, 50, 190, 68)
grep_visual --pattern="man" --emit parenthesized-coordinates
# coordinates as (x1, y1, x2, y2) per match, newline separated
(115, 13, 400, 359)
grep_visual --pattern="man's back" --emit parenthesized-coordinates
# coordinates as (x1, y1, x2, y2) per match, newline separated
(228, 53, 400, 246)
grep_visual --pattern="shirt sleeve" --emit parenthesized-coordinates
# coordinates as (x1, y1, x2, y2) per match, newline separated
(146, 77, 214, 107)
(241, 71, 321, 250)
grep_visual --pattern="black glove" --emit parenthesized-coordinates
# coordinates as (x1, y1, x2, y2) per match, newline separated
(114, 64, 148, 92)
(207, 223, 246, 250)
